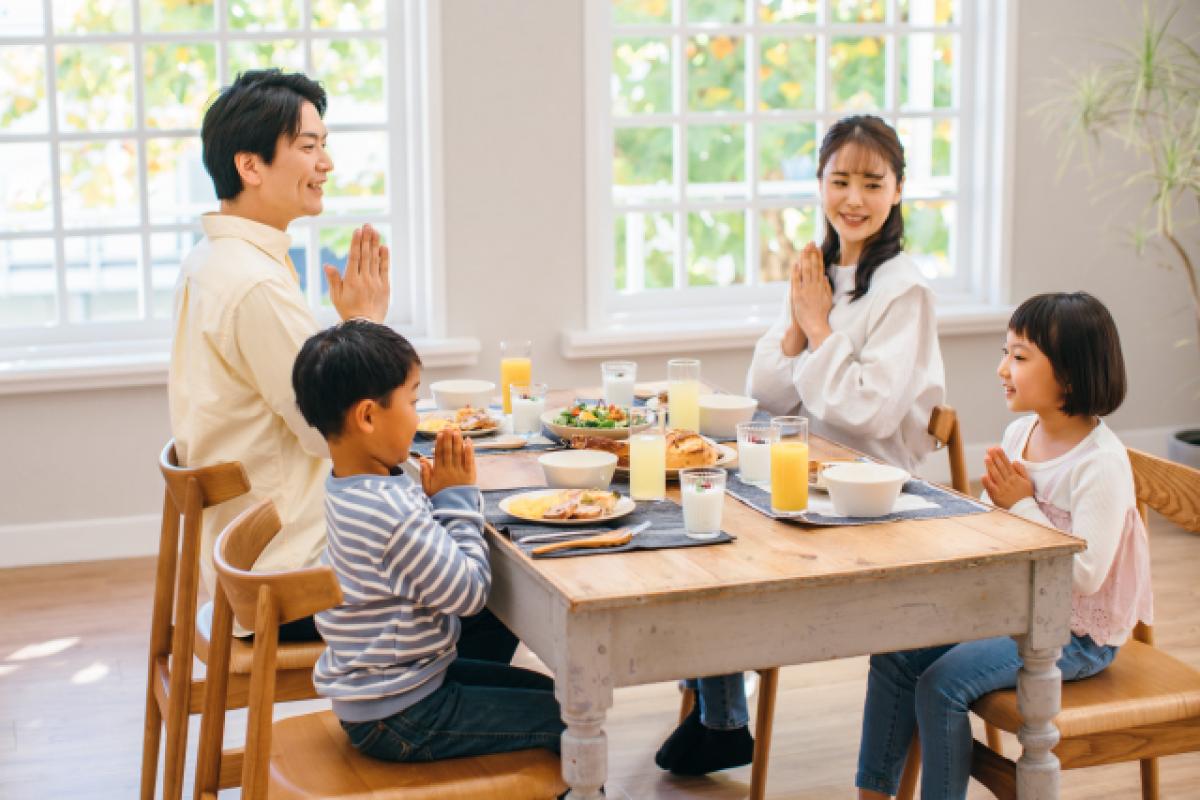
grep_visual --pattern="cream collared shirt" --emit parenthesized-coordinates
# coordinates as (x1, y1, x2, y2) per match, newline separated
(169, 213, 329, 598)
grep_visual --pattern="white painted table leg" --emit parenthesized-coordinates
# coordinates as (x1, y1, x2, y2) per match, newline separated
(561, 706, 607, 800)
(1015, 637, 1062, 799)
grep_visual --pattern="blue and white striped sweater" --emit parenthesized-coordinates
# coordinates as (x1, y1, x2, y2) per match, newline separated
(313, 472, 490, 723)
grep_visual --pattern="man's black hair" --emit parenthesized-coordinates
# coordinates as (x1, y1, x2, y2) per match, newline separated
(293, 320, 422, 439)
(201, 69, 327, 200)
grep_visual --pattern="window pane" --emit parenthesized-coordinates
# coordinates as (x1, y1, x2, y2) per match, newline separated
(687, 123, 745, 197)
(760, 206, 816, 283)
(614, 126, 673, 202)
(318, 224, 390, 307)
(147, 137, 213, 224)
(149, 230, 200, 319)
(759, 121, 817, 189)
(688, 35, 744, 112)
(898, 117, 954, 184)
(900, 34, 956, 110)
(0, 46, 47, 134)
(228, 0, 301, 31)
(615, 211, 675, 291)
(900, 0, 957, 25)
(830, 0, 885, 23)
(143, 43, 217, 130)
(227, 39, 304, 75)
(55, 44, 135, 131)
(53, 0, 132, 33)
(326, 130, 388, 215)
(59, 140, 139, 228)
(613, 37, 672, 116)
(612, 0, 672, 25)
(0, 1, 44, 36)
(312, 38, 385, 124)
(903, 199, 953, 278)
(0, 143, 52, 232)
(312, 0, 384, 30)
(758, 37, 816, 110)
(140, 0, 213, 32)
(687, 210, 744, 287)
(830, 36, 885, 111)
(757, 0, 817, 24)
(64, 234, 141, 323)
(0, 239, 56, 328)
(285, 227, 310, 294)
(687, 0, 744, 24)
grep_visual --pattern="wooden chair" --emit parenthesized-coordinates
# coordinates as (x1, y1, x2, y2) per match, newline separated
(676, 405, 967, 800)
(195, 498, 566, 800)
(139, 441, 325, 800)
(900, 448, 1200, 800)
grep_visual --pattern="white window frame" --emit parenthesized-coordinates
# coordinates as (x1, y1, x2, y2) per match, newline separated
(572, 0, 1015, 357)
(0, 0, 472, 394)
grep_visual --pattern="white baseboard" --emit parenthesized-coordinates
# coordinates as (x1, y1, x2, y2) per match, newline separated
(0, 426, 1181, 569)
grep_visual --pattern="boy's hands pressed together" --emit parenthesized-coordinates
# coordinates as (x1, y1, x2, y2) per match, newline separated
(981, 446, 1034, 510)
(419, 428, 477, 497)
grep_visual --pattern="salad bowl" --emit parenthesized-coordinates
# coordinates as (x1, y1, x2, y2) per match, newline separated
(540, 403, 653, 441)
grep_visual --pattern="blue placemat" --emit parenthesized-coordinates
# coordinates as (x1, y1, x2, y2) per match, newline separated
(483, 480, 734, 558)
(724, 472, 990, 526)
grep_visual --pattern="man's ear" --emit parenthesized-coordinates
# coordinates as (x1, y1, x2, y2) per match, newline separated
(233, 151, 263, 188)
(347, 398, 376, 435)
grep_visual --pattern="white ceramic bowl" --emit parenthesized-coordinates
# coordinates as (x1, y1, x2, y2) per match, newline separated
(537, 450, 618, 489)
(430, 379, 495, 411)
(821, 462, 910, 517)
(697, 394, 759, 439)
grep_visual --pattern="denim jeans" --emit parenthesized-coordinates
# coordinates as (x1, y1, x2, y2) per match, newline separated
(856, 634, 1117, 800)
(342, 657, 565, 762)
(684, 673, 750, 730)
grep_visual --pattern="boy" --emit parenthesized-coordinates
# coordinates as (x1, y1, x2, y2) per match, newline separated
(292, 320, 564, 761)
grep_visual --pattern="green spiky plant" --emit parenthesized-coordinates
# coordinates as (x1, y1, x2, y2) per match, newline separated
(1038, 1, 1200, 360)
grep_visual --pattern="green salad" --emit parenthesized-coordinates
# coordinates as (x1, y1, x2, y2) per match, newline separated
(555, 403, 629, 429)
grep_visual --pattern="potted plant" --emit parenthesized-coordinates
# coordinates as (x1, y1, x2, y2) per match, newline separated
(1038, 1, 1200, 467)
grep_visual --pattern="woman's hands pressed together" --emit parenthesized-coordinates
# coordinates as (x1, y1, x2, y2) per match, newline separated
(981, 446, 1034, 510)
(781, 241, 833, 356)
(419, 428, 477, 497)
(327, 223, 391, 323)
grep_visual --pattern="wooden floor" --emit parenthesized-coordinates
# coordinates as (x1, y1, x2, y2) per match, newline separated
(1, 514, 1198, 799)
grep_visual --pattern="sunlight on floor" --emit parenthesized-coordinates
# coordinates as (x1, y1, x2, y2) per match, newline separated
(6, 637, 79, 662)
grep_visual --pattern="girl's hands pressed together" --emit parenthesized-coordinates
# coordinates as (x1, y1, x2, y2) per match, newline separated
(981, 446, 1034, 510)
(789, 241, 834, 351)
(419, 428, 477, 496)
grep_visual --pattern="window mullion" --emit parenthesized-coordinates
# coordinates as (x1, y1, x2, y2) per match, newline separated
(41, 0, 69, 329)
(673, 24, 686, 292)
(132, 0, 151, 321)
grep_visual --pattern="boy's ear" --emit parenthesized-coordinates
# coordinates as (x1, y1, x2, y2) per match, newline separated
(347, 398, 377, 435)
(233, 151, 263, 188)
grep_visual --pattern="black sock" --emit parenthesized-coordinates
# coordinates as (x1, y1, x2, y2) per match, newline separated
(669, 724, 755, 776)
(654, 704, 705, 770)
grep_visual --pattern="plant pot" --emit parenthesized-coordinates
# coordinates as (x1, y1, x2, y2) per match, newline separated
(1167, 428, 1200, 470)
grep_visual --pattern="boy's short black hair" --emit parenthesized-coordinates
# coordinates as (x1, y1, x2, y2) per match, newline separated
(1009, 291, 1126, 417)
(201, 69, 327, 200)
(293, 320, 422, 439)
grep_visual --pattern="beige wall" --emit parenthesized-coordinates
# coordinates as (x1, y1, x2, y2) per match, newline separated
(0, 0, 1196, 554)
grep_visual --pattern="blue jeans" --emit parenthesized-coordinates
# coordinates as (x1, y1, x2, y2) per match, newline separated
(342, 658, 565, 762)
(856, 634, 1117, 800)
(685, 674, 749, 730)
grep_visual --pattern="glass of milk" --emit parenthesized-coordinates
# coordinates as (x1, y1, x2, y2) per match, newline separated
(679, 467, 727, 540)
(510, 383, 547, 435)
(601, 360, 637, 408)
(736, 421, 779, 486)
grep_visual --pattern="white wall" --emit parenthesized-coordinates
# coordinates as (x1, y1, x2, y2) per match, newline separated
(0, 0, 1196, 566)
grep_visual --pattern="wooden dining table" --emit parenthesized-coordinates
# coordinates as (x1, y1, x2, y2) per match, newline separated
(476, 398, 1083, 799)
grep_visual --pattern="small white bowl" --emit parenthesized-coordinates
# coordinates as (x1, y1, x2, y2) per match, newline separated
(430, 379, 495, 411)
(821, 462, 910, 517)
(698, 394, 759, 439)
(538, 450, 618, 489)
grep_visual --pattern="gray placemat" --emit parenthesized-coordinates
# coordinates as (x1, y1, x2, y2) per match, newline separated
(724, 472, 990, 526)
(483, 481, 734, 558)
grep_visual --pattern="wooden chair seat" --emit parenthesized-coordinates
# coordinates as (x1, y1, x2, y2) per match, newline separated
(195, 601, 327, 674)
(266, 711, 566, 800)
(972, 639, 1200, 739)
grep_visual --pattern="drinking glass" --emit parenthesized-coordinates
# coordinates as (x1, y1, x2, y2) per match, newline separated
(510, 383, 547, 435)
(667, 358, 701, 431)
(627, 406, 665, 501)
(679, 467, 726, 540)
(770, 415, 809, 513)
(499, 339, 532, 415)
(601, 360, 637, 408)
(736, 421, 780, 486)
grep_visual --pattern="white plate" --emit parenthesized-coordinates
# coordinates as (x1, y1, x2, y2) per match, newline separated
(541, 407, 653, 441)
(498, 489, 637, 526)
(615, 441, 738, 480)
(417, 412, 500, 439)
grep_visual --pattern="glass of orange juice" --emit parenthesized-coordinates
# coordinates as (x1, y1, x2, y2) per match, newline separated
(499, 339, 532, 414)
(769, 415, 808, 514)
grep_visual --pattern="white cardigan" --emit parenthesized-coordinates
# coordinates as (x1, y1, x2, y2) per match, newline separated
(745, 252, 946, 473)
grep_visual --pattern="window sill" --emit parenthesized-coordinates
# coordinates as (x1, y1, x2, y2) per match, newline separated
(0, 335, 482, 397)
(560, 305, 1013, 360)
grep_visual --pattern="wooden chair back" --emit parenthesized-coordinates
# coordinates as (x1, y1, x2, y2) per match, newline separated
(928, 404, 969, 494)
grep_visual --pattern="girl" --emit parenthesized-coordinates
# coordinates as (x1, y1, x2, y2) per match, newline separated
(655, 114, 947, 776)
(855, 292, 1154, 800)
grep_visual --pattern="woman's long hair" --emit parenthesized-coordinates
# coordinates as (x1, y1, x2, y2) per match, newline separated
(816, 115, 906, 302)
